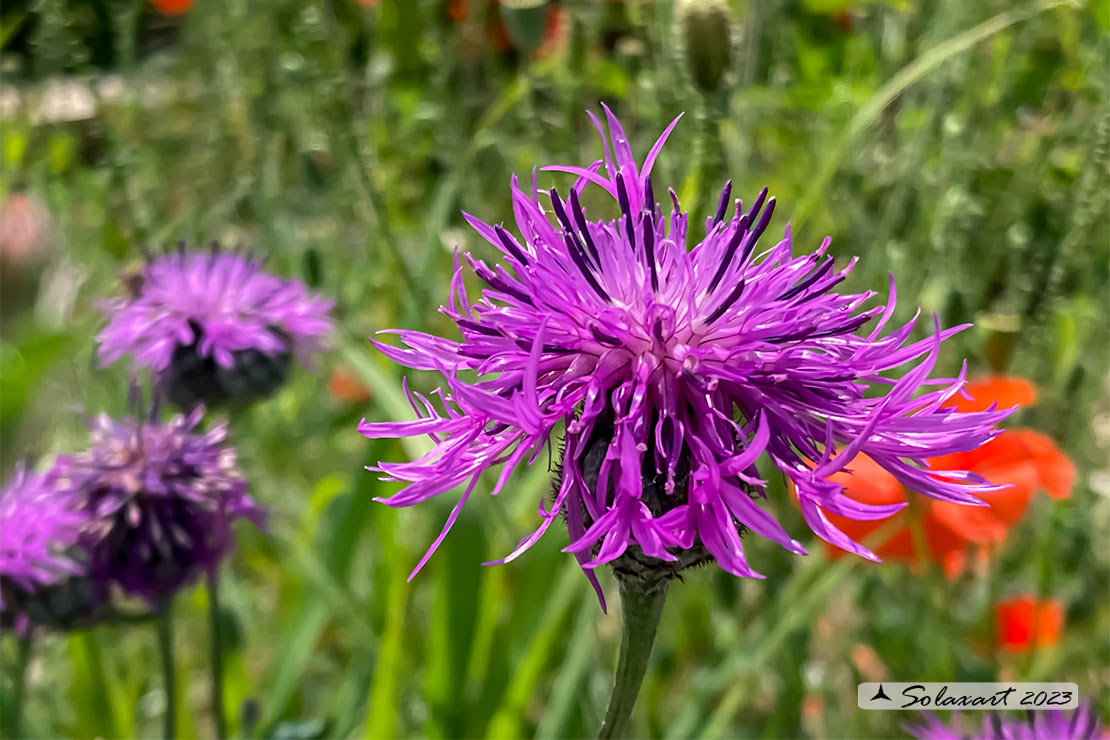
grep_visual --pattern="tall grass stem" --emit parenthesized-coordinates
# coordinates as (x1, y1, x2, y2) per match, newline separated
(208, 569, 227, 739)
(157, 604, 177, 740)
(598, 579, 669, 739)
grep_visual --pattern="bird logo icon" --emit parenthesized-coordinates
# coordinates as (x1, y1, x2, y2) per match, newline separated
(870, 684, 892, 702)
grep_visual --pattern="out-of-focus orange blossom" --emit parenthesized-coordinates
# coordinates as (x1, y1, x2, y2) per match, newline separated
(945, 375, 1037, 414)
(150, 0, 195, 16)
(448, 1, 566, 57)
(996, 595, 1064, 652)
(329, 367, 372, 404)
(820, 375, 1073, 574)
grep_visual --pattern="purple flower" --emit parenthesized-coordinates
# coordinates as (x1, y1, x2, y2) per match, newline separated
(53, 409, 263, 605)
(359, 106, 1008, 604)
(905, 704, 1104, 739)
(0, 466, 101, 632)
(97, 246, 333, 408)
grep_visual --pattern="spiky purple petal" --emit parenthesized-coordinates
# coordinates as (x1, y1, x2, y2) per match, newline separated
(0, 467, 87, 615)
(905, 703, 1104, 740)
(97, 249, 333, 373)
(53, 409, 263, 604)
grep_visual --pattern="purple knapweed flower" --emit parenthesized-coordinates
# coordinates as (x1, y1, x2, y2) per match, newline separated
(97, 245, 333, 408)
(359, 105, 1008, 605)
(53, 409, 263, 605)
(905, 703, 1104, 740)
(0, 466, 101, 632)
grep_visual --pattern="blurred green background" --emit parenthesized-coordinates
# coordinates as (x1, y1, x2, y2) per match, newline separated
(1, 0, 1107, 738)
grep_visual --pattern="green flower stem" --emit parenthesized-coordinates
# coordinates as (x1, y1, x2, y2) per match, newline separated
(156, 603, 177, 740)
(207, 569, 228, 739)
(598, 578, 669, 739)
(10, 635, 32, 738)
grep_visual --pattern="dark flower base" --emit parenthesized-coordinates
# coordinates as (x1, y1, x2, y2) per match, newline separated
(0, 575, 103, 632)
(164, 341, 291, 409)
(609, 543, 713, 588)
(86, 487, 227, 605)
(569, 405, 715, 589)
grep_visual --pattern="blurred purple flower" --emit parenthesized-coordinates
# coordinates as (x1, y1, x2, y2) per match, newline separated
(905, 704, 1104, 739)
(359, 106, 1008, 604)
(97, 246, 333, 407)
(0, 466, 100, 632)
(54, 409, 263, 605)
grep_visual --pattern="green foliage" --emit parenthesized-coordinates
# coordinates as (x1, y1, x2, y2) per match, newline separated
(1, 0, 1107, 738)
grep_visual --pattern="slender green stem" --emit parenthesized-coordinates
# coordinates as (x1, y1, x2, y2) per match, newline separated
(207, 569, 228, 739)
(156, 604, 177, 740)
(598, 578, 669, 740)
(9, 635, 32, 738)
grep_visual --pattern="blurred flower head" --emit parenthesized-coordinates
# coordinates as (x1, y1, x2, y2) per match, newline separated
(330, 366, 372, 405)
(906, 702, 1103, 739)
(824, 375, 1073, 574)
(53, 409, 263, 605)
(944, 375, 1037, 414)
(996, 595, 1064, 653)
(149, 0, 195, 16)
(0, 192, 52, 270)
(97, 245, 333, 408)
(451, 0, 565, 57)
(0, 466, 101, 633)
(360, 106, 1007, 604)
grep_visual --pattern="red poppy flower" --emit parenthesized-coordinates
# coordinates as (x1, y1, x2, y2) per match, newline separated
(449, 1, 565, 56)
(820, 455, 969, 573)
(997, 596, 1064, 652)
(822, 376, 1073, 572)
(930, 429, 1074, 541)
(150, 0, 194, 16)
(535, 6, 568, 58)
(329, 367, 371, 404)
(944, 375, 1037, 414)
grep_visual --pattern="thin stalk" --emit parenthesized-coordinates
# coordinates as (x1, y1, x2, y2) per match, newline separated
(9, 635, 32, 738)
(598, 578, 669, 739)
(156, 604, 177, 740)
(905, 492, 942, 581)
(207, 569, 228, 739)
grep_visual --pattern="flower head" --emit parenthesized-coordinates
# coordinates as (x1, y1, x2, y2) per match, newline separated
(0, 192, 52, 271)
(97, 245, 333, 408)
(826, 375, 1073, 575)
(330, 366, 372, 405)
(945, 375, 1037, 414)
(905, 703, 1103, 740)
(0, 466, 101, 632)
(54, 409, 263, 604)
(360, 107, 1008, 603)
(996, 595, 1064, 653)
(149, 0, 195, 16)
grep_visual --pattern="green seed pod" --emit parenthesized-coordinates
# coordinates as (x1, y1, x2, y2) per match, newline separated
(499, 0, 550, 56)
(978, 313, 1021, 373)
(676, 0, 733, 93)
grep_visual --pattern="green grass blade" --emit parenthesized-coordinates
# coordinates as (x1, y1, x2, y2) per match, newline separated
(485, 563, 585, 740)
(792, 0, 1080, 227)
